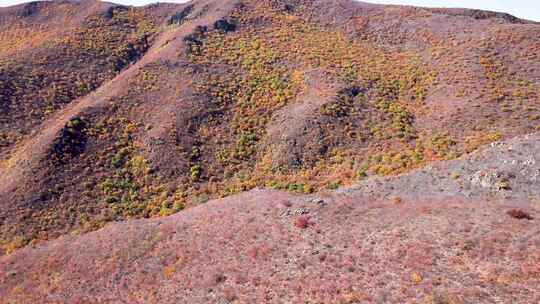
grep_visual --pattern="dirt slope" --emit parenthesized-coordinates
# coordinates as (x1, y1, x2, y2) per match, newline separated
(0, 0, 539, 281)
(1, 133, 538, 303)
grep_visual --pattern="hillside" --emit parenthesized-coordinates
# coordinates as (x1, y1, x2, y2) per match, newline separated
(1, 132, 539, 302)
(0, 0, 539, 301)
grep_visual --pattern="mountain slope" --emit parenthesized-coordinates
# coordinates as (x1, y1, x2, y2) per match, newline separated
(0, 0, 539, 257)
(1, 132, 538, 303)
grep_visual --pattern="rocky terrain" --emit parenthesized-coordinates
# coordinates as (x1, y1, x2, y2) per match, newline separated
(342, 133, 540, 202)
(0, 0, 539, 302)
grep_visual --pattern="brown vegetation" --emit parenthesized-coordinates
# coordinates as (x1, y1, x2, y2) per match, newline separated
(0, 0, 539, 257)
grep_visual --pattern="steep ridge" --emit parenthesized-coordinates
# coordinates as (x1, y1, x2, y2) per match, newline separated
(0, 0, 239, 190)
(0, 0, 240, 252)
(0, 0, 539, 256)
(0, 0, 175, 157)
(0, 133, 538, 303)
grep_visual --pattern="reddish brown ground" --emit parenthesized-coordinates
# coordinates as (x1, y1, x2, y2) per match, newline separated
(2, 0, 539, 255)
(0, 0, 539, 302)
(1, 133, 540, 303)
(1, 191, 538, 303)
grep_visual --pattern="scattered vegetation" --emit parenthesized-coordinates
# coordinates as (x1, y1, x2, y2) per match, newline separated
(180, 1, 439, 198)
(507, 209, 533, 220)
(51, 117, 88, 163)
(2, 0, 539, 255)
(1, 113, 182, 254)
(168, 5, 193, 25)
(465, 132, 502, 153)
(0, 6, 158, 154)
